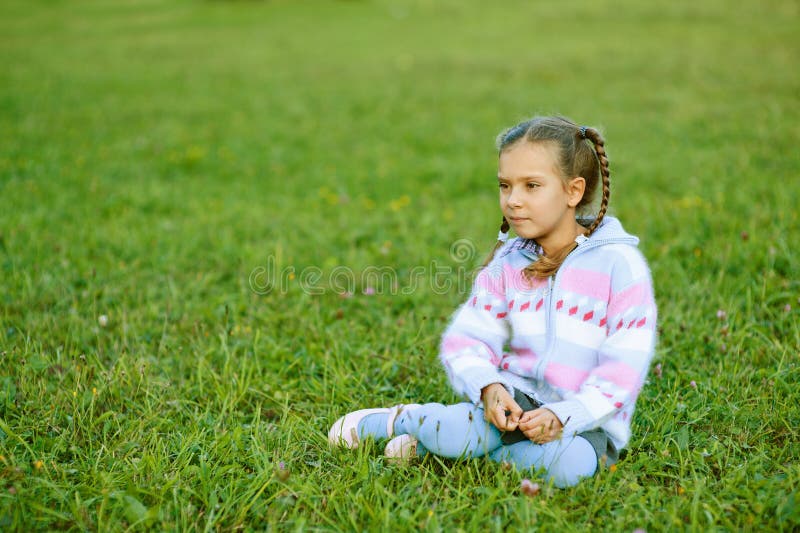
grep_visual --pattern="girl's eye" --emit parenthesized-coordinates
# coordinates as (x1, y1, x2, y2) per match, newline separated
(498, 183, 509, 190)
(527, 182, 539, 189)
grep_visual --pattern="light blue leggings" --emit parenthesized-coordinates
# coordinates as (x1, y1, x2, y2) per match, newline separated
(394, 403, 598, 488)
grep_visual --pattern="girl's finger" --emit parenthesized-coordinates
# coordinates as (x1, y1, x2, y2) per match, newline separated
(521, 414, 545, 429)
(492, 406, 508, 430)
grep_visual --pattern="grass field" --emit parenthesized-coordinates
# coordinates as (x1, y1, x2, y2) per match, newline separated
(1, 0, 799, 530)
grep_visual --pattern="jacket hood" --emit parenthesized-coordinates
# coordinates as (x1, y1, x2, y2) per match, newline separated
(583, 216, 639, 246)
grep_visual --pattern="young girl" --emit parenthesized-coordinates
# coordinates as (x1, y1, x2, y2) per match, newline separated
(329, 115, 657, 488)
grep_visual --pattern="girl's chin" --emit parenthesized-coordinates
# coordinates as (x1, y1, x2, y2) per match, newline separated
(509, 225, 538, 240)
(513, 231, 539, 240)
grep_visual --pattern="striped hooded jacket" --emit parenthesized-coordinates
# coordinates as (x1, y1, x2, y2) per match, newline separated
(440, 216, 657, 451)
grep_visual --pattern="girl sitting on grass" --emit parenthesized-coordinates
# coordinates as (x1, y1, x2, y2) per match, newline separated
(329, 115, 657, 488)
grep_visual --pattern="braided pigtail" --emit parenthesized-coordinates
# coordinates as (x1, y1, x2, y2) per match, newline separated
(481, 217, 510, 267)
(581, 127, 611, 237)
(522, 240, 579, 279)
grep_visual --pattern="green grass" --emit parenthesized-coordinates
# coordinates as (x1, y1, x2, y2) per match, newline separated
(1, 0, 799, 530)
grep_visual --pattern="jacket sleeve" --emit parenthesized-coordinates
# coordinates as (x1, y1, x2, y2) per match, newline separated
(439, 249, 514, 405)
(546, 250, 658, 436)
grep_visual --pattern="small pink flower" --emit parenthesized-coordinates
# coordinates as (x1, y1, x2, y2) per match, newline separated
(716, 310, 727, 320)
(520, 479, 540, 497)
(363, 286, 376, 295)
(654, 363, 663, 379)
(276, 461, 290, 482)
(784, 304, 791, 313)
(720, 343, 727, 353)
(690, 380, 697, 388)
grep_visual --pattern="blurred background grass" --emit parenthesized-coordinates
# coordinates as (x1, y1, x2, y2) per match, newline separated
(1, 0, 799, 530)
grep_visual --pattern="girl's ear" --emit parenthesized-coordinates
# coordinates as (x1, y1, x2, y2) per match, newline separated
(566, 177, 586, 207)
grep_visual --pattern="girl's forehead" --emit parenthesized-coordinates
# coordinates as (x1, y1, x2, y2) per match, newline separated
(498, 141, 561, 177)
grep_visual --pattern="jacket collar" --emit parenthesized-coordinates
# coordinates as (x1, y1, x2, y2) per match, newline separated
(515, 216, 639, 261)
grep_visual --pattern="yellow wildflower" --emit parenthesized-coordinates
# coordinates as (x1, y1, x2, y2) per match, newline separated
(389, 195, 411, 211)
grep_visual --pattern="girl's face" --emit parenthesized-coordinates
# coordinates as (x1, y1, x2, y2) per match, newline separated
(497, 141, 585, 254)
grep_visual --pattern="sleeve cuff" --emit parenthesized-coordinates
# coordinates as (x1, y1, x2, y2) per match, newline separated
(457, 366, 514, 405)
(544, 400, 596, 437)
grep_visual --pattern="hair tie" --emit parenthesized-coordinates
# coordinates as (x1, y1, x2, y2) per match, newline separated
(579, 126, 587, 139)
(497, 230, 509, 243)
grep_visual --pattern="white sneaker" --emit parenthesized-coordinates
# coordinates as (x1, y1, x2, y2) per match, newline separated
(384, 434, 418, 462)
(328, 404, 421, 449)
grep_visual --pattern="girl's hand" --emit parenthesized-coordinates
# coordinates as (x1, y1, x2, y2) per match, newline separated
(481, 383, 523, 431)
(519, 408, 563, 444)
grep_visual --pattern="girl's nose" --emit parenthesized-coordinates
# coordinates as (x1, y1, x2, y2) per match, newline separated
(506, 189, 523, 208)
